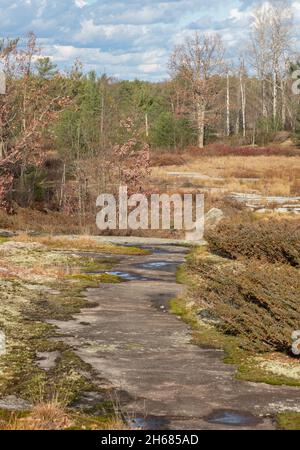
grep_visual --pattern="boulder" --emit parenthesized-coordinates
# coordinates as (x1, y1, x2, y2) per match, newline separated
(0, 395, 32, 411)
(205, 208, 225, 230)
(0, 229, 15, 238)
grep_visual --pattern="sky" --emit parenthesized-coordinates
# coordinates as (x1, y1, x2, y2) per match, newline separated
(0, 0, 300, 81)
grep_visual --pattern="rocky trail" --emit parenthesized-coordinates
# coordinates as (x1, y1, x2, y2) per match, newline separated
(48, 240, 300, 430)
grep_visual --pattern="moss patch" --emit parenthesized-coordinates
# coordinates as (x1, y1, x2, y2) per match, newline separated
(277, 412, 300, 430)
(68, 273, 124, 285)
(0, 239, 127, 410)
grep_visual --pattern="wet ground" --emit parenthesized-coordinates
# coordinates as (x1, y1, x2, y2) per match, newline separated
(49, 243, 300, 430)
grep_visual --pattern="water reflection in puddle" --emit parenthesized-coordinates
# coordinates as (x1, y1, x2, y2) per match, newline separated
(205, 410, 261, 426)
(141, 261, 171, 269)
(127, 415, 170, 430)
(105, 271, 149, 281)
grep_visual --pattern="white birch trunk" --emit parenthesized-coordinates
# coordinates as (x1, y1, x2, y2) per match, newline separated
(196, 100, 205, 149)
(240, 72, 246, 138)
(273, 71, 277, 123)
(226, 73, 230, 137)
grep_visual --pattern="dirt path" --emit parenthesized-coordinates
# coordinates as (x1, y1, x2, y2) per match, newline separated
(50, 243, 300, 430)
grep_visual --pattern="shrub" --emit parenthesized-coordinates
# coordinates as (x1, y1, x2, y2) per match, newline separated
(150, 152, 186, 167)
(193, 144, 300, 157)
(188, 256, 300, 353)
(206, 218, 300, 267)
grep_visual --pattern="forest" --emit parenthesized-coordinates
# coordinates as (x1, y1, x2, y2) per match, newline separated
(0, 1, 300, 227)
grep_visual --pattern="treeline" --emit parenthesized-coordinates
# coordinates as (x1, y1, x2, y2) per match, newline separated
(1, 1, 300, 216)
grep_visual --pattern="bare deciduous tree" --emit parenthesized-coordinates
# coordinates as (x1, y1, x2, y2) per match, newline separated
(169, 33, 224, 148)
(248, 1, 293, 126)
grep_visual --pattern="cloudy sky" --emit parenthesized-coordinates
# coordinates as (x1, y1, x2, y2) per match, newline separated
(0, 0, 300, 80)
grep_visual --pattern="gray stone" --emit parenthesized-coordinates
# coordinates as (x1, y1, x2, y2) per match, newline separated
(0, 230, 15, 238)
(0, 395, 31, 411)
(36, 351, 60, 371)
(198, 309, 220, 324)
(205, 208, 225, 230)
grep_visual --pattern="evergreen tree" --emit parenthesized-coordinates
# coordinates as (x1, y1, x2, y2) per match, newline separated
(35, 57, 58, 79)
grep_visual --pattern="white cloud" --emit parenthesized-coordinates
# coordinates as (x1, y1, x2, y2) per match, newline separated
(229, 8, 249, 22)
(1, 0, 300, 80)
(75, 0, 87, 8)
(138, 63, 160, 73)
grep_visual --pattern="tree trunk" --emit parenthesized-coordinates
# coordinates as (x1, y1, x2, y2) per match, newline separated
(59, 162, 66, 209)
(235, 113, 240, 135)
(100, 89, 105, 148)
(281, 78, 286, 129)
(196, 100, 205, 149)
(226, 73, 230, 137)
(273, 71, 277, 124)
(145, 112, 149, 138)
(262, 79, 267, 118)
(240, 73, 246, 138)
(235, 80, 240, 135)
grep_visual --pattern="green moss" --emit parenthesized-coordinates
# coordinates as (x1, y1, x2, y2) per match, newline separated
(0, 243, 125, 408)
(119, 246, 150, 255)
(81, 257, 120, 272)
(43, 239, 150, 256)
(0, 237, 9, 244)
(42, 350, 96, 405)
(67, 409, 123, 430)
(68, 273, 123, 285)
(277, 412, 300, 430)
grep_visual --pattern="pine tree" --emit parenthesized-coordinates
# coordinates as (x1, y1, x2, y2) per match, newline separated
(35, 57, 58, 79)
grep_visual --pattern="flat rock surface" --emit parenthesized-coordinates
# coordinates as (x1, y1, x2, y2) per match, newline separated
(49, 243, 300, 430)
(36, 351, 60, 371)
(0, 395, 31, 411)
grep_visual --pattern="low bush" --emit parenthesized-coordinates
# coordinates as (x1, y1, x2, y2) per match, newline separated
(192, 144, 300, 157)
(150, 152, 186, 167)
(188, 256, 300, 353)
(206, 218, 300, 267)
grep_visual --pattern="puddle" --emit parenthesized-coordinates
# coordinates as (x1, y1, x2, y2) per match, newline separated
(204, 410, 262, 426)
(127, 415, 170, 430)
(141, 261, 172, 269)
(139, 245, 189, 255)
(105, 271, 150, 281)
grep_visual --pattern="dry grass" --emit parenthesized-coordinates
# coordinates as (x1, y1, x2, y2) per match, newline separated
(0, 207, 182, 239)
(152, 155, 300, 196)
(0, 402, 70, 430)
(0, 208, 92, 234)
(0, 402, 129, 430)
(11, 234, 148, 255)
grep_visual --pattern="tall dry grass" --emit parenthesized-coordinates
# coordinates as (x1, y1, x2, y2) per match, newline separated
(0, 402, 129, 430)
(152, 155, 300, 197)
